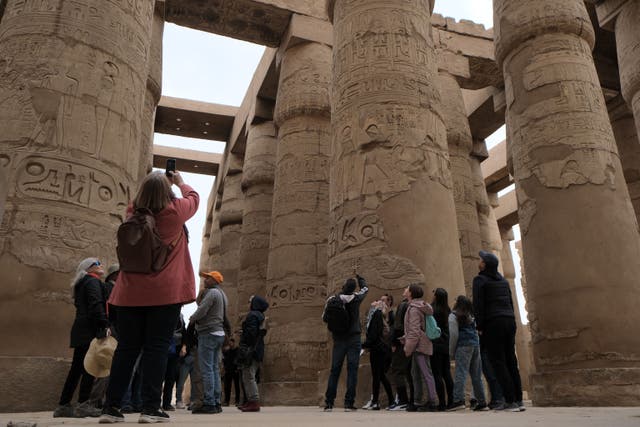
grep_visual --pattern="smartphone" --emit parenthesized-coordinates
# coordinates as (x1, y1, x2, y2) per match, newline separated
(165, 158, 176, 177)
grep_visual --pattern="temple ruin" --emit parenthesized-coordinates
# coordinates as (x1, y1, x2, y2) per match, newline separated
(1, 0, 639, 411)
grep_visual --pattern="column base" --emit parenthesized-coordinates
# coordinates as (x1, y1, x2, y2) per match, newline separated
(260, 381, 321, 406)
(0, 356, 70, 412)
(531, 367, 640, 406)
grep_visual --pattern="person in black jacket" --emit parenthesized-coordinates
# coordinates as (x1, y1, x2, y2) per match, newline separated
(472, 250, 523, 412)
(387, 297, 413, 410)
(53, 258, 109, 418)
(322, 274, 368, 412)
(431, 288, 454, 411)
(362, 299, 393, 410)
(222, 338, 240, 406)
(238, 295, 269, 412)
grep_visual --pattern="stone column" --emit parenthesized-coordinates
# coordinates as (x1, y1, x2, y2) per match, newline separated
(495, 0, 640, 405)
(470, 157, 502, 260)
(218, 155, 244, 326)
(0, 0, 154, 412)
(438, 72, 482, 296)
(263, 41, 331, 405)
(499, 226, 532, 394)
(616, 1, 640, 140)
(330, 0, 464, 304)
(608, 96, 640, 223)
(238, 122, 277, 320)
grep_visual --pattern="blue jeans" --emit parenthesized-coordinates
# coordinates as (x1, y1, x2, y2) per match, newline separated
(175, 354, 194, 403)
(453, 345, 486, 404)
(325, 334, 361, 406)
(198, 334, 225, 406)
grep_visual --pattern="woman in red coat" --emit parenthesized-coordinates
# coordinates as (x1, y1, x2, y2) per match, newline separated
(100, 171, 199, 424)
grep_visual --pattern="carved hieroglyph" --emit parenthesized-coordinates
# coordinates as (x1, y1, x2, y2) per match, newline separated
(238, 122, 277, 320)
(330, 0, 464, 306)
(495, 0, 640, 406)
(263, 41, 331, 405)
(616, 1, 640, 140)
(438, 72, 482, 296)
(0, 0, 155, 412)
(218, 155, 244, 326)
(609, 97, 640, 224)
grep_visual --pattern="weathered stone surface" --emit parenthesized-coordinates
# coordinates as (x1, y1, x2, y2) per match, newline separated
(438, 72, 482, 296)
(329, 0, 464, 309)
(263, 41, 331, 404)
(616, 1, 640, 147)
(238, 122, 277, 321)
(0, 0, 155, 412)
(472, 161, 502, 260)
(495, 0, 640, 406)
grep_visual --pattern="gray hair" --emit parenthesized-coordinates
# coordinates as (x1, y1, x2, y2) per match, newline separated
(70, 257, 99, 288)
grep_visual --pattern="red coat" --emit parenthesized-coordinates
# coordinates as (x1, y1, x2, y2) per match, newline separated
(109, 184, 199, 307)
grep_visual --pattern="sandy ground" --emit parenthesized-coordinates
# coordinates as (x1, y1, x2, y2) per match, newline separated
(3, 405, 640, 427)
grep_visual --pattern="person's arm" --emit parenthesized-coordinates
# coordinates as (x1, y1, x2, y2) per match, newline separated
(86, 279, 109, 329)
(448, 313, 459, 356)
(403, 307, 419, 356)
(190, 289, 214, 322)
(353, 274, 369, 302)
(472, 277, 485, 333)
(242, 314, 261, 347)
(363, 310, 382, 349)
(169, 172, 199, 222)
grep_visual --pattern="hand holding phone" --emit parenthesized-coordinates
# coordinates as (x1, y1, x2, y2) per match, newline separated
(165, 158, 176, 177)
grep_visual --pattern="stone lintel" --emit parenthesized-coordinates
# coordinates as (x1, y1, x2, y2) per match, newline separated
(464, 86, 507, 141)
(154, 96, 238, 141)
(278, 14, 333, 64)
(165, 0, 329, 47)
(594, 0, 632, 30)
(437, 49, 471, 80)
(152, 145, 221, 176)
(481, 140, 512, 193)
(495, 189, 518, 229)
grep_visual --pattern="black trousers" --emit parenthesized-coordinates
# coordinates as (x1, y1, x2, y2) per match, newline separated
(105, 304, 181, 411)
(483, 317, 523, 404)
(370, 349, 393, 405)
(431, 351, 454, 408)
(162, 353, 179, 407)
(59, 344, 94, 405)
(223, 369, 240, 404)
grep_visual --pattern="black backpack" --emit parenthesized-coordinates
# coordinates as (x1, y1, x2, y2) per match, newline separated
(116, 208, 175, 273)
(323, 295, 351, 334)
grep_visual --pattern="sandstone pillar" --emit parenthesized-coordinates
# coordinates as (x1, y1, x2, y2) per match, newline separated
(471, 157, 502, 260)
(495, 0, 640, 405)
(238, 122, 277, 321)
(0, 0, 154, 411)
(438, 72, 482, 296)
(218, 155, 244, 326)
(263, 41, 331, 404)
(499, 226, 532, 394)
(616, 1, 640, 141)
(329, 0, 464, 307)
(608, 97, 640, 222)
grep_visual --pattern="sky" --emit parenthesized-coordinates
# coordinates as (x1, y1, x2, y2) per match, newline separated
(157, 0, 527, 324)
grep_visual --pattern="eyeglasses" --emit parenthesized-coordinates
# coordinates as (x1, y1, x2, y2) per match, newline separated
(91, 261, 101, 268)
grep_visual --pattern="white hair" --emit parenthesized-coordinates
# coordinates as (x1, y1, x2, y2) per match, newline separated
(70, 257, 99, 288)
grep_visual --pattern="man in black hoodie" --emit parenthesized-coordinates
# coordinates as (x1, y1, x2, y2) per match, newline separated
(472, 250, 523, 412)
(238, 295, 269, 412)
(322, 275, 368, 412)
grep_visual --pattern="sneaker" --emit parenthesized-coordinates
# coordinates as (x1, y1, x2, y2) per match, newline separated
(470, 398, 478, 410)
(406, 403, 419, 412)
(369, 403, 380, 410)
(447, 401, 466, 411)
(517, 401, 526, 411)
(215, 405, 223, 413)
(121, 406, 135, 414)
(505, 402, 521, 412)
(162, 404, 175, 412)
(473, 403, 489, 411)
(344, 405, 357, 412)
(489, 400, 504, 410)
(175, 401, 185, 410)
(388, 403, 407, 411)
(74, 401, 102, 417)
(417, 403, 437, 412)
(192, 404, 217, 414)
(139, 408, 170, 423)
(361, 399, 373, 410)
(53, 403, 74, 418)
(99, 406, 125, 424)
(323, 404, 333, 412)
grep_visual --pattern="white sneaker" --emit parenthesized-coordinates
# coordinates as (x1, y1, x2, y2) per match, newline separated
(175, 401, 185, 410)
(361, 399, 373, 410)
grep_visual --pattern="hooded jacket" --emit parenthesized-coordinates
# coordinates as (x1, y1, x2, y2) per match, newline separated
(322, 275, 369, 339)
(70, 275, 109, 348)
(403, 299, 434, 356)
(362, 308, 391, 353)
(472, 263, 515, 332)
(240, 295, 269, 362)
